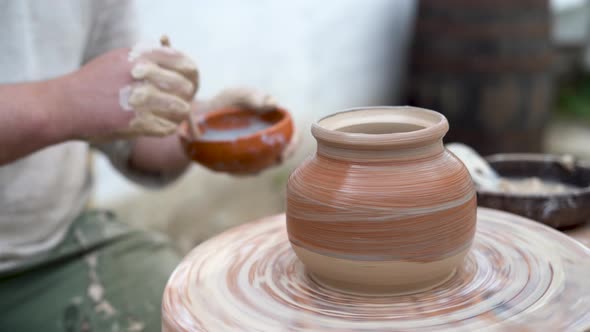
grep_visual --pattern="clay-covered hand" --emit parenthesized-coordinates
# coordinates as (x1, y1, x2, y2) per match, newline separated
(65, 40, 198, 141)
(197, 87, 277, 114)
(122, 42, 199, 136)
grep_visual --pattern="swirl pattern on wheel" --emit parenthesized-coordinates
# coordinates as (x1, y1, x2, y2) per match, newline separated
(163, 208, 590, 331)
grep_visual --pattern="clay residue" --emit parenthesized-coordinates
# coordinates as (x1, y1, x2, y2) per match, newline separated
(74, 230, 117, 319)
(496, 177, 581, 195)
(199, 119, 271, 141)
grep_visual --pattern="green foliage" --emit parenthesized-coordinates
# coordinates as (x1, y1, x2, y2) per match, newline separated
(558, 74, 590, 119)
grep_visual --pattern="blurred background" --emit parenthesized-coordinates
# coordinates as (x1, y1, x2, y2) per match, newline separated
(91, 0, 590, 253)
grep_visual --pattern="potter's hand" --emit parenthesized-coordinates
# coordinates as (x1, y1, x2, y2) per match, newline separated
(198, 87, 277, 114)
(122, 41, 199, 136)
(65, 41, 199, 141)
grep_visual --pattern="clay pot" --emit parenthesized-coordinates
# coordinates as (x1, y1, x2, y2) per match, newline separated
(180, 107, 294, 175)
(286, 106, 477, 294)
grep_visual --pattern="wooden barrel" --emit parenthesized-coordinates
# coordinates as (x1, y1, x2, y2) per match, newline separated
(404, 0, 554, 155)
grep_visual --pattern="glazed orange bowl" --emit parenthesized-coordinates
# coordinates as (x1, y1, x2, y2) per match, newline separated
(179, 107, 294, 175)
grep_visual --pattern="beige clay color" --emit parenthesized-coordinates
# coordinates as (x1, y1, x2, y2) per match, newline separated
(286, 106, 477, 293)
(292, 244, 469, 295)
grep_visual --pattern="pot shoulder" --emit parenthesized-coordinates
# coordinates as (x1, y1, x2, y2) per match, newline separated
(287, 151, 475, 207)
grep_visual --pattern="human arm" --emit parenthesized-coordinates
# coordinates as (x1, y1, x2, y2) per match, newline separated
(0, 42, 195, 162)
(0, 80, 78, 164)
(0, 71, 134, 166)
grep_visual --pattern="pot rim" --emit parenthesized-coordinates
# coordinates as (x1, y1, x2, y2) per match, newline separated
(178, 107, 292, 144)
(311, 106, 449, 148)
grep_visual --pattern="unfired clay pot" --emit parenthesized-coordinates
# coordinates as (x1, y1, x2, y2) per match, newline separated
(180, 107, 294, 175)
(286, 106, 477, 294)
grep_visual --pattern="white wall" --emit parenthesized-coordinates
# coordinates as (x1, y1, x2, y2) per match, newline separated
(93, 0, 417, 206)
(553, 0, 588, 44)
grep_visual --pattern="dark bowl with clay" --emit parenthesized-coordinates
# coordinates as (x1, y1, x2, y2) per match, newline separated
(477, 153, 590, 229)
(179, 107, 294, 175)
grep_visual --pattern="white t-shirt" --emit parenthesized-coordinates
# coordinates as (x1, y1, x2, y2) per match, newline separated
(0, 0, 154, 272)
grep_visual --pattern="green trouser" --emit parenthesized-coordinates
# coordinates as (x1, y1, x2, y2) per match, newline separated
(0, 210, 182, 331)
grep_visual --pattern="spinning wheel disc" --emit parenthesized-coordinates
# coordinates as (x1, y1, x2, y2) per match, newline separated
(162, 208, 590, 331)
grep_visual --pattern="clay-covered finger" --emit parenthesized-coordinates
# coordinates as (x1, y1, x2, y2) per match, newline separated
(210, 88, 278, 113)
(134, 48, 198, 86)
(129, 112, 178, 136)
(131, 61, 195, 99)
(128, 83, 191, 123)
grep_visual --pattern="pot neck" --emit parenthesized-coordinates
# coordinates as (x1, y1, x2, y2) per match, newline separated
(312, 107, 449, 163)
(316, 140, 445, 162)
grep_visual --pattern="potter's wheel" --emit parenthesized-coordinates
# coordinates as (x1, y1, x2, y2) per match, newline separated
(162, 208, 590, 331)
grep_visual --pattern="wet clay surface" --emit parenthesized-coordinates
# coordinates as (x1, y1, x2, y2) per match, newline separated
(197, 110, 276, 141)
(162, 208, 590, 331)
(199, 118, 272, 141)
(496, 177, 582, 194)
(286, 107, 476, 290)
(287, 153, 476, 262)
